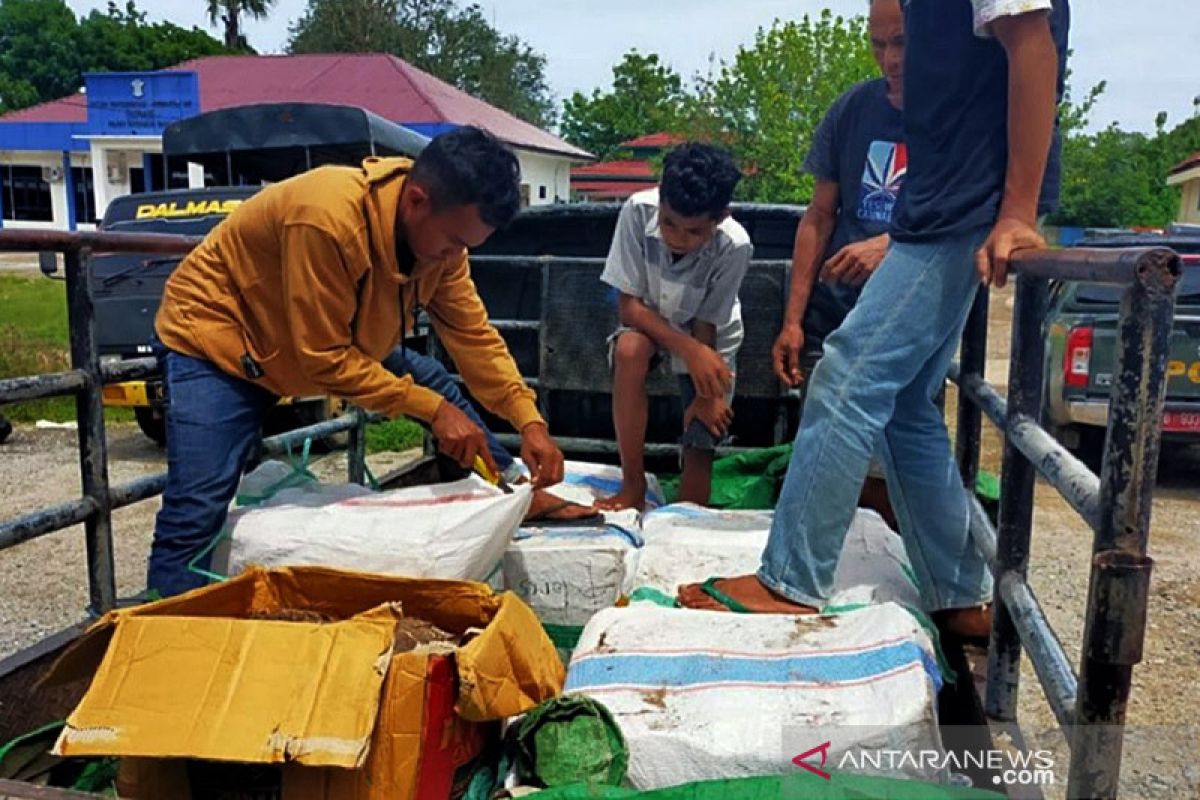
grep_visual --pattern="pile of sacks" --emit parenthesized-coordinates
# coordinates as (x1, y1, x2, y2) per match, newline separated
(212, 459, 956, 792)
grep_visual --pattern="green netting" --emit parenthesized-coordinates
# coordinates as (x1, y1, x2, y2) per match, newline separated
(526, 772, 1004, 800)
(514, 695, 629, 788)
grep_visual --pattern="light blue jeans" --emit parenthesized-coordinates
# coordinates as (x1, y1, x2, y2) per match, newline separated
(760, 228, 994, 611)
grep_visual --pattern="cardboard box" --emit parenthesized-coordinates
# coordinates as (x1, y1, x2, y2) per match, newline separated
(42, 566, 565, 799)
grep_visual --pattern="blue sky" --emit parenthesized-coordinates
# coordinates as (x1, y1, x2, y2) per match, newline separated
(66, 0, 1200, 134)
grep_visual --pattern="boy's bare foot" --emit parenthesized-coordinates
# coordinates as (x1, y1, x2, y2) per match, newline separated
(522, 489, 599, 522)
(596, 483, 647, 512)
(677, 574, 819, 614)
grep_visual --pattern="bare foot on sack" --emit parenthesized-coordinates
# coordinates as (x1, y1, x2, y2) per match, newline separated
(522, 489, 599, 523)
(595, 483, 647, 512)
(677, 575, 820, 614)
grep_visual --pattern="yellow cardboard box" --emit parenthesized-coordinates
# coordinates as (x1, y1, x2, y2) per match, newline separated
(42, 566, 565, 799)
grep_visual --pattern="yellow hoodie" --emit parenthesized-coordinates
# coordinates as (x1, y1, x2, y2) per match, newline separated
(154, 157, 543, 429)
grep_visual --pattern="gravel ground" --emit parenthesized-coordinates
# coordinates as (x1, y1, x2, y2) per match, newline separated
(0, 429, 420, 655)
(1, 289, 1197, 798)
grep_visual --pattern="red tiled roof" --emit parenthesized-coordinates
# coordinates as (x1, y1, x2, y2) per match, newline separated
(0, 54, 593, 160)
(620, 132, 684, 149)
(1171, 150, 1200, 175)
(571, 159, 655, 179)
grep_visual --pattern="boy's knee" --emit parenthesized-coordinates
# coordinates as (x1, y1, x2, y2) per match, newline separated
(613, 331, 656, 372)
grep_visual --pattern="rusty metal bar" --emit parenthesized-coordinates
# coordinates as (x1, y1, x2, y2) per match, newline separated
(0, 370, 89, 404)
(0, 228, 199, 254)
(997, 571, 1078, 730)
(1008, 246, 1169, 286)
(954, 288, 989, 491)
(100, 356, 159, 384)
(1069, 250, 1178, 799)
(347, 409, 368, 486)
(950, 368, 1101, 529)
(985, 273, 1049, 722)
(63, 247, 117, 616)
(0, 359, 159, 406)
(0, 497, 98, 551)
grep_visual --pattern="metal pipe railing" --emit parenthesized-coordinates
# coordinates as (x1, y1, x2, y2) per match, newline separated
(0, 229, 373, 616)
(951, 245, 1180, 800)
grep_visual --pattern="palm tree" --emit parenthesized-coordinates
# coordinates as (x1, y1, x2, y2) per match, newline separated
(207, 0, 277, 51)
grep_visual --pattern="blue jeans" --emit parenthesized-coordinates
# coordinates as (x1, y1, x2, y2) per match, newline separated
(760, 229, 994, 611)
(148, 345, 513, 597)
(148, 347, 278, 597)
(380, 349, 514, 473)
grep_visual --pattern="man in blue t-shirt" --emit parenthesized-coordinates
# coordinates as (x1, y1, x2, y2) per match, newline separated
(682, 0, 1069, 643)
(773, 0, 905, 385)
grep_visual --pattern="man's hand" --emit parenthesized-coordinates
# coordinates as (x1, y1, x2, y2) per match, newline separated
(975, 216, 1046, 288)
(430, 400, 497, 475)
(772, 323, 806, 388)
(684, 341, 733, 398)
(821, 234, 889, 286)
(520, 422, 564, 489)
(684, 396, 734, 439)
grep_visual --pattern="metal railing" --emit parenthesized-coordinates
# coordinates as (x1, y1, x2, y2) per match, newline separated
(0, 229, 1182, 799)
(0, 229, 372, 617)
(951, 246, 1180, 800)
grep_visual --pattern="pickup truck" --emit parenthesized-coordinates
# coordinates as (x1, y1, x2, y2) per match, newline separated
(1043, 234, 1200, 460)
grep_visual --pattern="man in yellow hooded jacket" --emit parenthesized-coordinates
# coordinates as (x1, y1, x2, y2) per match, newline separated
(151, 127, 566, 597)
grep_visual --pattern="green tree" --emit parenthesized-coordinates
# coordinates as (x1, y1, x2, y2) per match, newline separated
(0, 0, 230, 114)
(559, 51, 693, 160)
(286, 0, 401, 53)
(78, 2, 230, 74)
(694, 11, 877, 202)
(1048, 69, 1200, 229)
(0, 0, 88, 113)
(207, 0, 276, 51)
(288, 0, 556, 128)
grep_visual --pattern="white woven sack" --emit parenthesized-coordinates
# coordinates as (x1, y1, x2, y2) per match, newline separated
(564, 602, 946, 789)
(225, 475, 531, 581)
(635, 505, 924, 609)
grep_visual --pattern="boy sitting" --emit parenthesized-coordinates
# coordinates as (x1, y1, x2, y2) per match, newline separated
(597, 143, 751, 511)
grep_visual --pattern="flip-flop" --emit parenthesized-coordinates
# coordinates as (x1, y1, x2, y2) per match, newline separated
(523, 498, 605, 528)
(698, 576, 751, 613)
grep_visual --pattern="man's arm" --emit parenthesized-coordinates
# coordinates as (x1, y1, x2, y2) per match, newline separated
(774, 180, 839, 386)
(428, 255, 564, 487)
(975, 7, 1058, 287)
(427, 255, 543, 430)
(685, 321, 734, 437)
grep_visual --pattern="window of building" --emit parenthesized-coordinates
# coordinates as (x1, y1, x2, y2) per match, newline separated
(538, 185, 547, 200)
(1, 165, 53, 222)
(71, 167, 99, 224)
(129, 167, 147, 195)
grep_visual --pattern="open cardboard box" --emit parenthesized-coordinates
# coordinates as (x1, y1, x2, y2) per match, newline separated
(41, 566, 565, 799)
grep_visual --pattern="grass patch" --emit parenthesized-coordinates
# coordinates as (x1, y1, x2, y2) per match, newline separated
(0, 274, 132, 423)
(365, 417, 427, 454)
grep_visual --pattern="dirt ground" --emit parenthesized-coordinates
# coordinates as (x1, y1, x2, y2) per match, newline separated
(0, 288, 1197, 798)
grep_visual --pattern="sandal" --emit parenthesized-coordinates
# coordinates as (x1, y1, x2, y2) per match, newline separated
(698, 576, 752, 613)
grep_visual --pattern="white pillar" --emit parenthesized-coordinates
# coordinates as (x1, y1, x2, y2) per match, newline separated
(49, 175, 69, 230)
(90, 144, 114, 220)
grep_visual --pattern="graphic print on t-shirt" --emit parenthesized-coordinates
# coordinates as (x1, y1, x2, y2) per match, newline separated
(857, 140, 907, 223)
